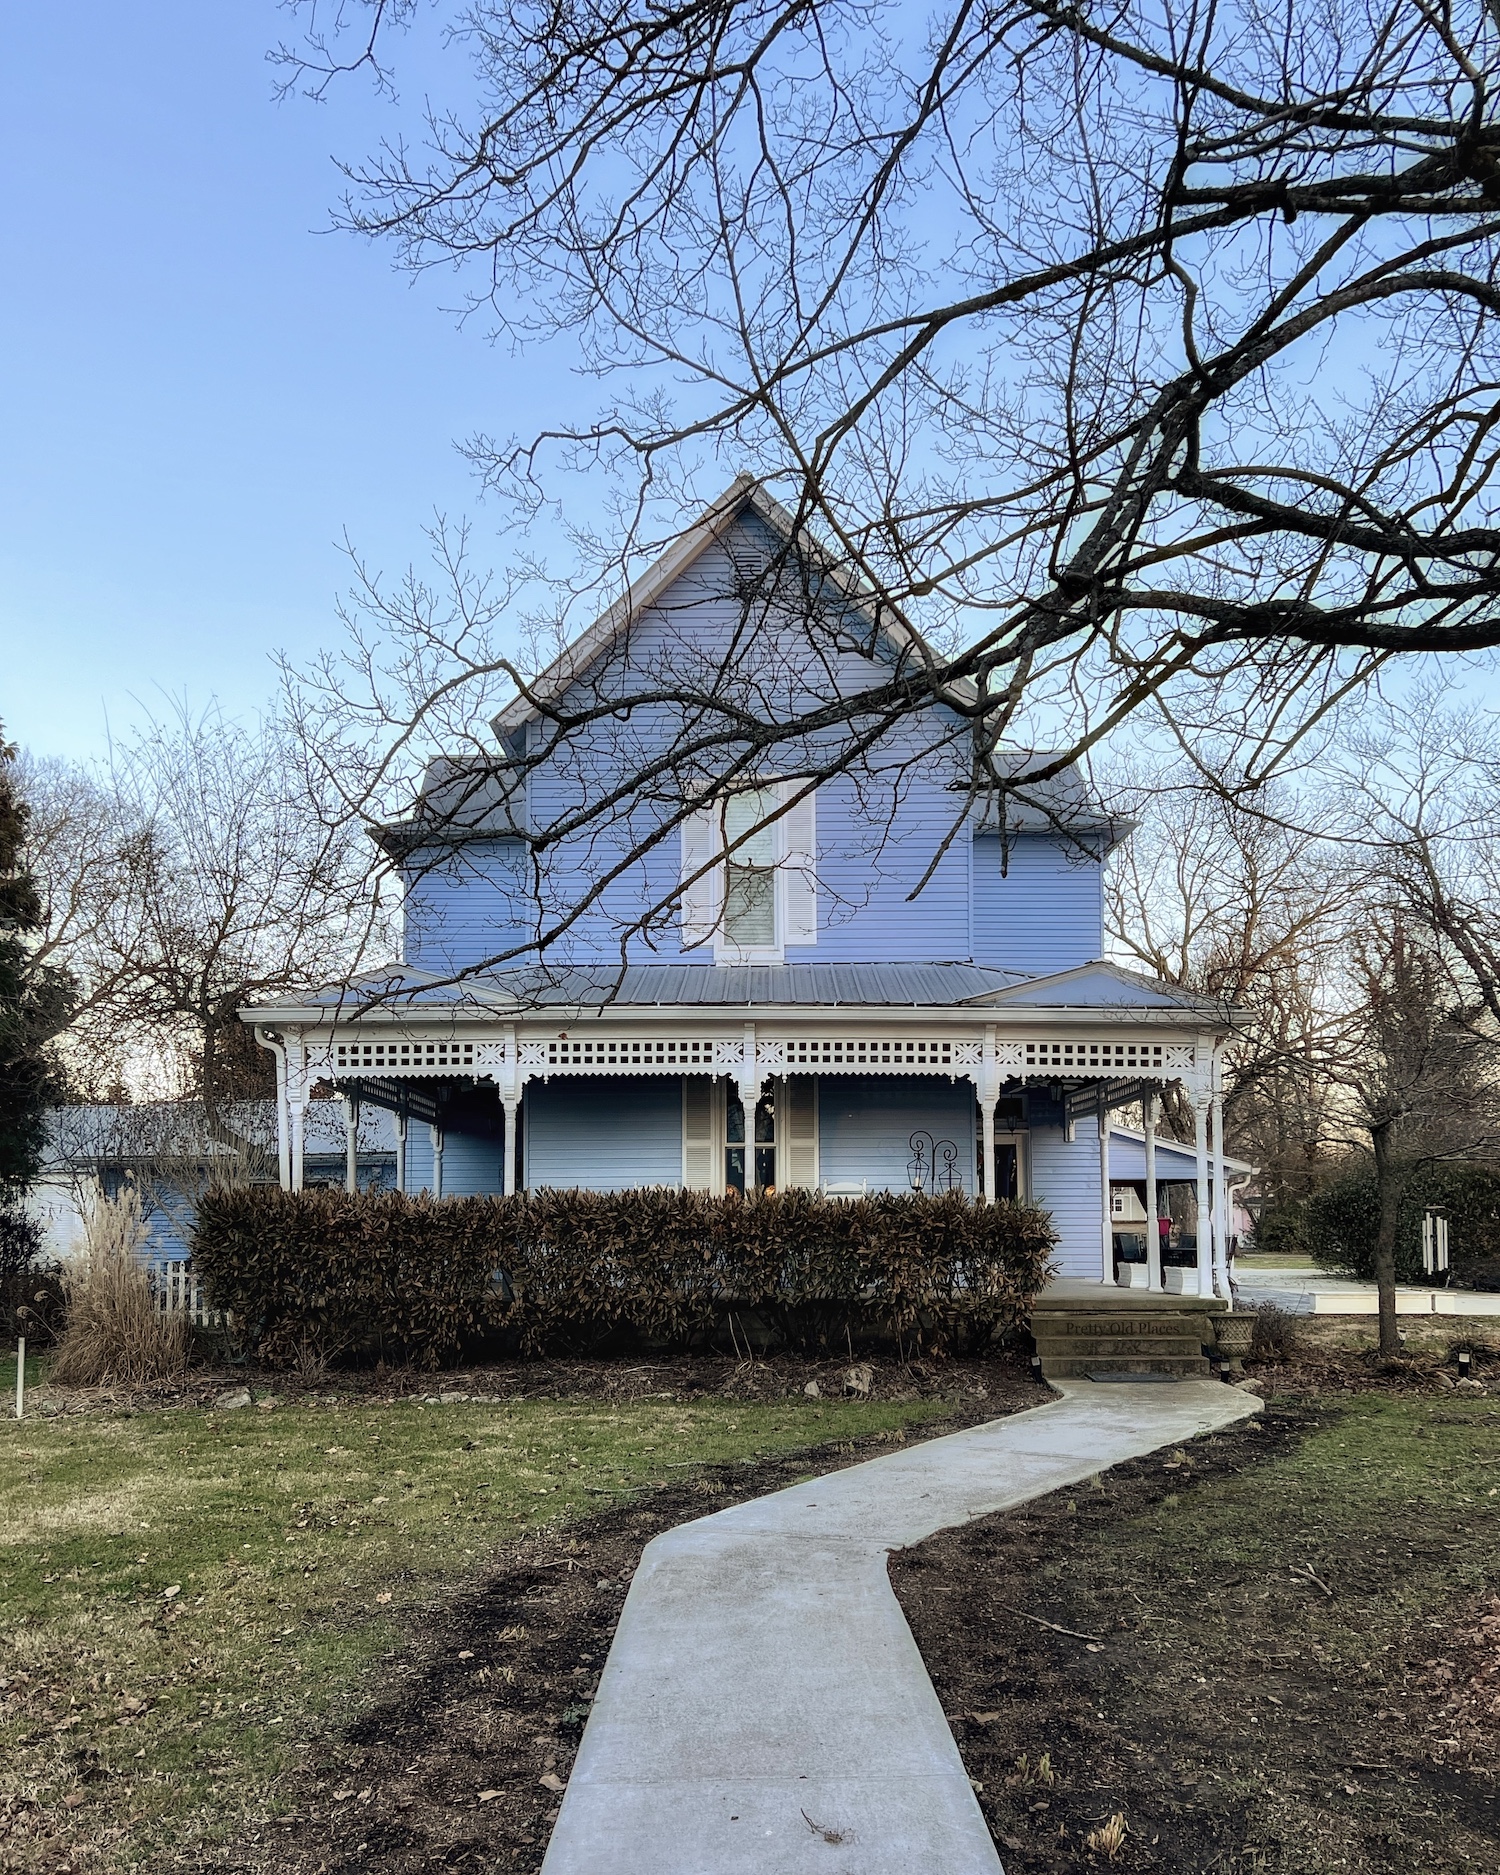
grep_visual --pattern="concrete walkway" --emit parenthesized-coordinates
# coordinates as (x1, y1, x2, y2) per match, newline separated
(540, 1381, 1259, 1874)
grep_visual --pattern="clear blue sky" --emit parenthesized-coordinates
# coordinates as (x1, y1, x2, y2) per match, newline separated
(1, 2, 573, 763)
(6, 7, 1492, 769)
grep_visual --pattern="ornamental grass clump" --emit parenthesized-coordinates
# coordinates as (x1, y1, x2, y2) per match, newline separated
(1249, 1301, 1300, 1365)
(191, 1184, 1058, 1368)
(50, 1186, 189, 1387)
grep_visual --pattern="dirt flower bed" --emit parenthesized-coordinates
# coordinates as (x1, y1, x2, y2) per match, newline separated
(21, 1347, 1034, 1419)
(1419, 1594, 1500, 1771)
(889, 1393, 1500, 1873)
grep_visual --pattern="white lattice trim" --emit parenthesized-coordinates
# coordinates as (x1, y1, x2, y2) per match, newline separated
(322, 1038, 478, 1075)
(759, 1036, 982, 1072)
(1019, 1038, 1194, 1074)
(520, 1036, 735, 1073)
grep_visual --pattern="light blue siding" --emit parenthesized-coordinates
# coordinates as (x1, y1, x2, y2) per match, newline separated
(811, 767, 973, 963)
(402, 1125, 434, 1194)
(401, 1125, 502, 1196)
(1105, 1134, 1202, 1182)
(524, 1076, 684, 1190)
(816, 1076, 977, 1195)
(972, 834, 1103, 975)
(1029, 1112, 1105, 1279)
(403, 840, 533, 975)
(441, 1131, 504, 1196)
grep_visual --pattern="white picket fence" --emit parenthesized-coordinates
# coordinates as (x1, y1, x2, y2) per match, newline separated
(153, 1260, 225, 1328)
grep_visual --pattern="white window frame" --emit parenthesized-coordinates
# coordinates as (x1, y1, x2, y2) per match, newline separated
(679, 780, 817, 963)
(716, 785, 788, 964)
(998, 1130, 1030, 1201)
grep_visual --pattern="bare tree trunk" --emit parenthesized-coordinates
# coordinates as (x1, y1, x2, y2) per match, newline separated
(1370, 1121, 1402, 1358)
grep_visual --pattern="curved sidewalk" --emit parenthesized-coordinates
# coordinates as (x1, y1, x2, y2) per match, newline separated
(540, 1380, 1259, 1875)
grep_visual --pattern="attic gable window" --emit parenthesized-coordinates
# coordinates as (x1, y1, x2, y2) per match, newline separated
(680, 781, 817, 960)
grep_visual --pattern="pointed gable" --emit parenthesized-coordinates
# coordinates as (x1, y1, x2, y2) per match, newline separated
(489, 475, 957, 746)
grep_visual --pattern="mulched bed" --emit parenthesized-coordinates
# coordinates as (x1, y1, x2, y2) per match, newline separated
(36, 1348, 1035, 1418)
(888, 1400, 1500, 1873)
(218, 1355, 1037, 1874)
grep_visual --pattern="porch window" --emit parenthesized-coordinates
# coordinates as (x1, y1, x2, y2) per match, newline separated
(721, 789, 778, 948)
(725, 1084, 777, 1193)
(683, 1076, 817, 1192)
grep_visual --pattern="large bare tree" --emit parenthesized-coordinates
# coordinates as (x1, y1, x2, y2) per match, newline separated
(270, 0, 1500, 978)
(1104, 757, 1350, 1202)
(20, 705, 389, 1129)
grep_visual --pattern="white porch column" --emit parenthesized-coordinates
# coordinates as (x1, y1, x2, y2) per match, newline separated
(1193, 1089, 1211, 1300)
(430, 1124, 445, 1200)
(286, 1034, 308, 1192)
(259, 1030, 291, 1190)
(498, 1025, 523, 1198)
(976, 1023, 999, 1203)
(1099, 1086, 1113, 1283)
(344, 1092, 359, 1195)
(1211, 1066, 1230, 1300)
(980, 1097, 998, 1203)
(394, 1106, 407, 1196)
(502, 1095, 521, 1196)
(730, 1021, 760, 1112)
(1144, 1090, 1162, 1293)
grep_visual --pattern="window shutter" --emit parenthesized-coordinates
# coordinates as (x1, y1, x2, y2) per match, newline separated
(680, 807, 722, 950)
(778, 1076, 819, 1189)
(781, 784, 817, 945)
(682, 1077, 718, 1190)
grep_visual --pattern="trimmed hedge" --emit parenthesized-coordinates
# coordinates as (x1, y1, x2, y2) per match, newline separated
(190, 1185, 1058, 1367)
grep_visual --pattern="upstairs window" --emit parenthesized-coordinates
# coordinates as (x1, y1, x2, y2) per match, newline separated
(680, 781, 817, 960)
(722, 788, 779, 948)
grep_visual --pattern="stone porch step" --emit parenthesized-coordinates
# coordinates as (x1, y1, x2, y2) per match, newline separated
(1041, 1353, 1211, 1378)
(1035, 1312, 1209, 1340)
(1027, 1301, 1217, 1381)
(1032, 1333, 1209, 1360)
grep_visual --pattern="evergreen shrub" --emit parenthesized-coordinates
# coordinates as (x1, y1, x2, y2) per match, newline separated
(191, 1185, 1058, 1367)
(1304, 1162, 1500, 1286)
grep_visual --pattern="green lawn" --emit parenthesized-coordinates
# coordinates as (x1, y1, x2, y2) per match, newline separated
(0, 1385, 946, 1869)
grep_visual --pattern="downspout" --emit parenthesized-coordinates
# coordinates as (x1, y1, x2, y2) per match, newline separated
(255, 1027, 291, 1191)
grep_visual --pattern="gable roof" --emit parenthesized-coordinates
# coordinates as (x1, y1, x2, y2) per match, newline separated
(1106, 1126, 1257, 1180)
(488, 474, 961, 747)
(963, 960, 1236, 1017)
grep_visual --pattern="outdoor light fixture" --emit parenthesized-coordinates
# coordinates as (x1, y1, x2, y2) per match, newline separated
(1030, 1353, 1046, 1384)
(1458, 1350, 1473, 1380)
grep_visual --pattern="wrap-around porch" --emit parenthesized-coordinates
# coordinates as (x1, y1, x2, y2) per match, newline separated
(256, 997, 1240, 1301)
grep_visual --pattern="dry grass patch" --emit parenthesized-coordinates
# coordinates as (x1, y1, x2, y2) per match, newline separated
(48, 1190, 187, 1389)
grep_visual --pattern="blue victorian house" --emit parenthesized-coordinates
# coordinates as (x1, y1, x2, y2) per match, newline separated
(246, 479, 1240, 1302)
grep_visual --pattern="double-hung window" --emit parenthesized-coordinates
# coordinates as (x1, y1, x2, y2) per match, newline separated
(721, 787, 779, 949)
(679, 780, 817, 960)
